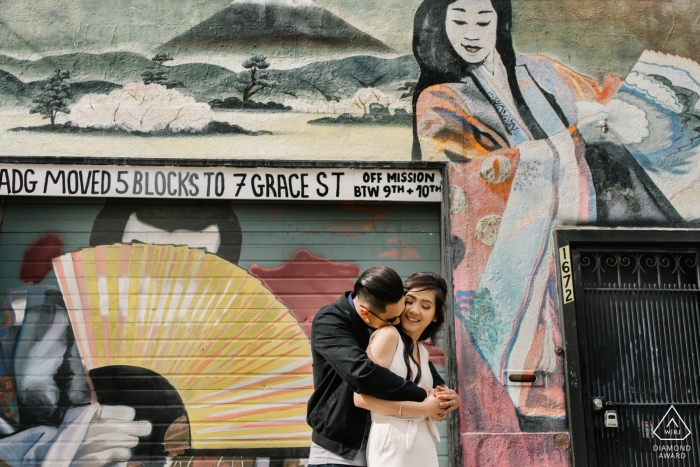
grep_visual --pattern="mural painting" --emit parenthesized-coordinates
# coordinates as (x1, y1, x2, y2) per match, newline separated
(1, 0, 700, 466)
(0, 198, 442, 466)
(410, 0, 700, 465)
(1, 0, 697, 161)
(0, 0, 424, 160)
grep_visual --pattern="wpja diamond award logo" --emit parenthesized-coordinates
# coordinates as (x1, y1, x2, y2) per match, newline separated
(652, 406, 693, 460)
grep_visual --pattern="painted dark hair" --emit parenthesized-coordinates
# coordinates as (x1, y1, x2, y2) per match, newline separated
(411, 0, 547, 159)
(399, 272, 447, 384)
(354, 266, 405, 312)
(90, 199, 243, 264)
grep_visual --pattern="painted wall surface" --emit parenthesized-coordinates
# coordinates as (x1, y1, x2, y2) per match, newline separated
(0, 0, 698, 160)
(0, 198, 443, 466)
(2, 1, 700, 467)
(409, 1, 700, 466)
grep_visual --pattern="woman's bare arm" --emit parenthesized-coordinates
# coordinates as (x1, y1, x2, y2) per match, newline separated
(353, 326, 444, 418)
(364, 325, 399, 368)
(354, 391, 443, 419)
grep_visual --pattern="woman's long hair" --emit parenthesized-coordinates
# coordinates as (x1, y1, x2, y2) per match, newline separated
(411, 0, 548, 159)
(398, 272, 447, 384)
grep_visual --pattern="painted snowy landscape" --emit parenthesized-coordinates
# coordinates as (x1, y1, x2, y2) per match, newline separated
(3, 0, 700, 164)
(0, 0, 417, 159)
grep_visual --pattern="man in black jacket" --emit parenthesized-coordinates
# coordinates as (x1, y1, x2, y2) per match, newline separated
(307, 266, 458, 466)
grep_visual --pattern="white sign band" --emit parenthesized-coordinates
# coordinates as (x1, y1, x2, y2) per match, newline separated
(0, 165, 443, 202)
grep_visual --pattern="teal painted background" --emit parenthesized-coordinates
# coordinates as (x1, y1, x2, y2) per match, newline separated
(0, 198, 442, 292)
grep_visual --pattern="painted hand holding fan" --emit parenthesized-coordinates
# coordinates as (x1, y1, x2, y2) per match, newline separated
(52, 243, 313, 449)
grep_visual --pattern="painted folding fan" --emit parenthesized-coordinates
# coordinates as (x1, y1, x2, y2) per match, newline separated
(53, 243, 312, 449)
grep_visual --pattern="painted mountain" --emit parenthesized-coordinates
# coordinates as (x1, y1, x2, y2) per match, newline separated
(0, 51, 419, 107)
(159, 0, 393, 59)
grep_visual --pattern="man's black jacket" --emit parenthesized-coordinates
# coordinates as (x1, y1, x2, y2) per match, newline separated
(306, 293, 445, 460)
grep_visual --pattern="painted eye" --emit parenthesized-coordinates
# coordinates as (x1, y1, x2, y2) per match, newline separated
(477, 21, 491, 27)
(452, 20, 467, 26)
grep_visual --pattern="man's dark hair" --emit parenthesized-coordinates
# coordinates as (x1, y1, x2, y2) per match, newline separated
(354, 266, 404, 312)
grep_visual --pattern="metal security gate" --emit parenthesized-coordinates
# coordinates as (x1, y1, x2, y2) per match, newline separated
(0, 195, 448, 467)
(559, 230, 700, 467)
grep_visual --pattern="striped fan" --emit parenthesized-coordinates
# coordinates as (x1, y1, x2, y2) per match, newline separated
(52, 243, 313, 449)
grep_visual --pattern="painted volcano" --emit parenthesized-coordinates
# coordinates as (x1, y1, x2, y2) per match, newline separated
(159, 0, 393, 56)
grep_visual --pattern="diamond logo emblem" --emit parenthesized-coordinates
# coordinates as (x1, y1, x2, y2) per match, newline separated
(653, 406, 692, 441)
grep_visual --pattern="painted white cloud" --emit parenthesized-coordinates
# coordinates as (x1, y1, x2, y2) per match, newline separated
(635, 51, 700, 112)
(576, 99, 650, 145)
(624, 71, 683, 113)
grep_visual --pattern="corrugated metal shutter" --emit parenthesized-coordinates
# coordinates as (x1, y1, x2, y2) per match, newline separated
(0, 197, 445, 466)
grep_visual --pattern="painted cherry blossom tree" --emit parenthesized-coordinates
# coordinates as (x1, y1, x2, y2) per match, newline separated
(70, 83, 212, 133)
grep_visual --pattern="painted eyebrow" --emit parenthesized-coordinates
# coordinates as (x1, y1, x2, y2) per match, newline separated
(449, 8, 495, 14)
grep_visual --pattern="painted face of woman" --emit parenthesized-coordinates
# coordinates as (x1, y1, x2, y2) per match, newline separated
(445, 0, 498, 65)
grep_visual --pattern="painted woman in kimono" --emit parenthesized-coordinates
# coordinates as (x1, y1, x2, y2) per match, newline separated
(412, 0, 683, 431)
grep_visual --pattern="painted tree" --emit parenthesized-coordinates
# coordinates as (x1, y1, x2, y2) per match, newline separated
(352, 88, 393, 114)
(71, 83, 212, 133)
(235, 55, 274, 101)
(151, 53, 174, 67)
(397, 81, 417, 99)
(30, 70, 71, 127)
(142, 53, 183, 89)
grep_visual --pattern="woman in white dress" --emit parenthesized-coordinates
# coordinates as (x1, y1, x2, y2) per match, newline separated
(353, 272, 458, 467)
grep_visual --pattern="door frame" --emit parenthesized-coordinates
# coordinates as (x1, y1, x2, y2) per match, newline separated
(554, 228, 700, 467)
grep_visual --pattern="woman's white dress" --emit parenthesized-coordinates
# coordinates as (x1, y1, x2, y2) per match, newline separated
(366, 329, 440, 467)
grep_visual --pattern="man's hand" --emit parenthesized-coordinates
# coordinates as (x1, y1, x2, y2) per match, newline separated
(420, 389, 446, 420)
(434, 385, 460, 416)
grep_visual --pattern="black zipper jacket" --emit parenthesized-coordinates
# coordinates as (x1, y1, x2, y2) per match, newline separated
(306, 292, 445, 460)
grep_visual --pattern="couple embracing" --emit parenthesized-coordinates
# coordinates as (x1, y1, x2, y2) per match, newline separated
(306, 266, 460, 467)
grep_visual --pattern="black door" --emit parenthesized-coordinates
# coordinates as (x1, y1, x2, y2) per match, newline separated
(570, 247, 700, 466)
